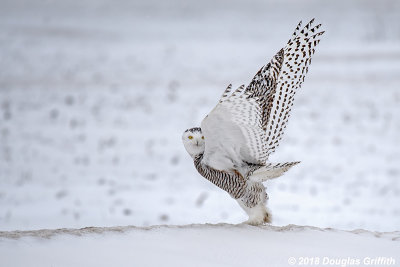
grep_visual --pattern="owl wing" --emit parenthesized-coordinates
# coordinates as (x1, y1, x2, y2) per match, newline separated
(201, 85, 267, 172)
(201, 19, 324, 172)
(253, 19, 325, 157)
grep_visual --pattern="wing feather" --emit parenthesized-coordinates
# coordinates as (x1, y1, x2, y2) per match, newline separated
(201, 91, 266, 172)
(219, 84, 232, 103)
(201, 19, 324, 172)
(264, 19, 324, 156)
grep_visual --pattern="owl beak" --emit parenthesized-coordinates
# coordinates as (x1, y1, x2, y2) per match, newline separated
(196, 141, 199, 146)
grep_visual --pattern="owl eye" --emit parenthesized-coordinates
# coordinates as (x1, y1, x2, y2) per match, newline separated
(188, 136, 193, 139)
(202, 136, 204, 139)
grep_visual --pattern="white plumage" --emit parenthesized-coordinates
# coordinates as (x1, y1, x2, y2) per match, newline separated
(182, 19, 325, 225)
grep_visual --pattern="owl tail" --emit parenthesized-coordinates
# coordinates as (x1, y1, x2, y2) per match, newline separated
(249, 161, 300, 183)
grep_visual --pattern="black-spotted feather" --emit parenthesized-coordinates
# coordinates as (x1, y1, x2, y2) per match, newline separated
(262, 19, 324, 156)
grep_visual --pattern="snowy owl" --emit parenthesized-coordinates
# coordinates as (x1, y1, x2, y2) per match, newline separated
(182, 19, 324, 225)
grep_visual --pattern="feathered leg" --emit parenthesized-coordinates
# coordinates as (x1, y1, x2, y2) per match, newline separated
(238, 200, 272, 225)
(237, 184, 271, 225)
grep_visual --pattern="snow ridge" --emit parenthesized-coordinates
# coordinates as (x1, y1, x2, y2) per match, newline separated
(1, 223, 399, 241)
(1, 224, 399, 267)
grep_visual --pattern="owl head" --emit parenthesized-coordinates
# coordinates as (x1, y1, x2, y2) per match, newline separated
(182, 127, 205, 158)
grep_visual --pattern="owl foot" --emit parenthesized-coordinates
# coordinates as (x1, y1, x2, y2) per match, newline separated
(243, 207, 272, 225)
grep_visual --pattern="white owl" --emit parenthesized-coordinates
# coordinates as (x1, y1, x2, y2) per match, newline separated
(182, 19, 324, 225)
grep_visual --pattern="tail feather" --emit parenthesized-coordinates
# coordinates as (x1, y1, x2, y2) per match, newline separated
(249, 161, 300, 183)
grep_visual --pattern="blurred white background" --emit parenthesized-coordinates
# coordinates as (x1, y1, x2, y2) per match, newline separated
(0, 0, 399, 231)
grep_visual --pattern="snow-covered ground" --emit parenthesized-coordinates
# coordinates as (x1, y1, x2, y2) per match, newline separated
(1, 224, 399, 267)
(1, 0, 400, 233)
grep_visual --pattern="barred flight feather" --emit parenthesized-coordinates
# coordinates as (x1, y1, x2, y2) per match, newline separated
(263, 19, 324, 156)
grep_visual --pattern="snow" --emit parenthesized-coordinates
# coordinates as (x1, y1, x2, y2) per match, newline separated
(0, 2, 399, 265)
(1, 0, 400, 233)
(0, 224, 399, 267)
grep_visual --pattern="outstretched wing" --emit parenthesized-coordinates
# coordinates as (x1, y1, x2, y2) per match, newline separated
(201, 19, 324, 172)
(256, 19, 325, 156)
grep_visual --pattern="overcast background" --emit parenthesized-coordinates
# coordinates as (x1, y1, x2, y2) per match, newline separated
(0, 0, 399, 232)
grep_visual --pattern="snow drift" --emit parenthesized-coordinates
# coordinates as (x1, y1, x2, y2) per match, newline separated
(1, 224, 399, 267)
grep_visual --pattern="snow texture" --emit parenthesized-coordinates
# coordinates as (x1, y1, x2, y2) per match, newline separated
(0, 224, 399, 267)
(1, 0, 400, 232)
